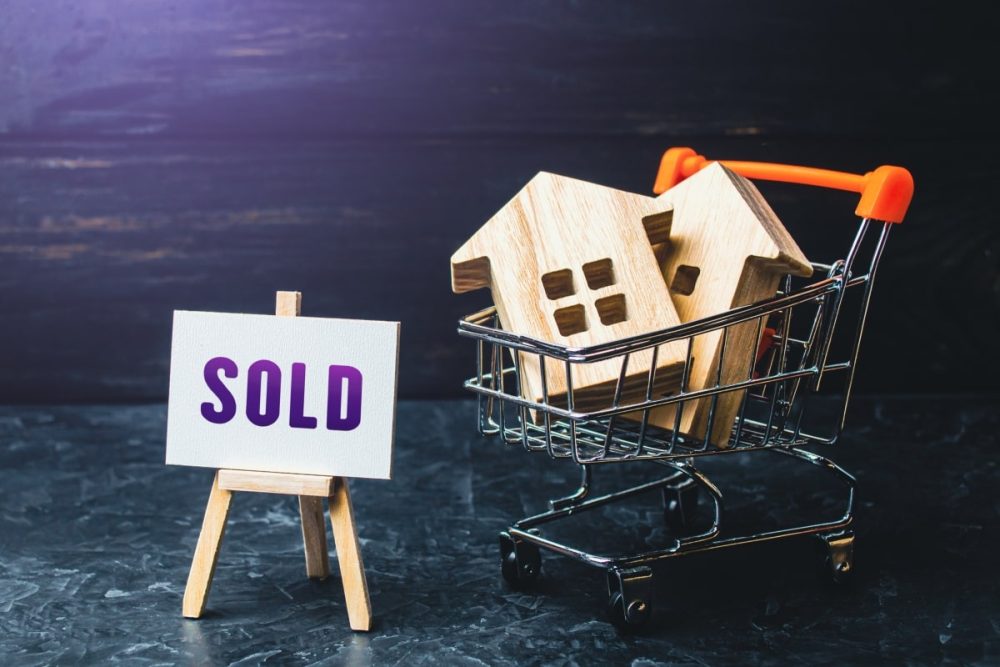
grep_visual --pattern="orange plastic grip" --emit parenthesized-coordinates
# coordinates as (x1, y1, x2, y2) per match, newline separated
(653, 147, 914, 223)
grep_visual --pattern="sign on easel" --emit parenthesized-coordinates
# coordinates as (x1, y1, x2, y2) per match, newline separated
(166, 292, 400, 630)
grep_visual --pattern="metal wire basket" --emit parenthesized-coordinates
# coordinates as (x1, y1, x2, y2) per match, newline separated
(457, 148, 912, 630)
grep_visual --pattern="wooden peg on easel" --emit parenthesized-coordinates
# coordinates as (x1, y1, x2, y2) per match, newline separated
(181, 291, 372, 631)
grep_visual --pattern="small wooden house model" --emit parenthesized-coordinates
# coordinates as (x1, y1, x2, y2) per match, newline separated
(451, 172, 688, 410)
(647, 162, 813, 445)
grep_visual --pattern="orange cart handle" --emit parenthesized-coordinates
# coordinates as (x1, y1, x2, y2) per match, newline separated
(653, 147, 914, 223)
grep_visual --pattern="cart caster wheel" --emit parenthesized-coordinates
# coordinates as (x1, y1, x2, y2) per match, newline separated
(663, 482, 699, 535)
(606, 567, 653, 632)
(608, 592, 651, 631)
(817, 531, 854, 585)
(499, 532, 541, 588)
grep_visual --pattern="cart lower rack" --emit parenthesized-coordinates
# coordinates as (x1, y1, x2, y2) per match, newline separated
(457, 149, 912, 630)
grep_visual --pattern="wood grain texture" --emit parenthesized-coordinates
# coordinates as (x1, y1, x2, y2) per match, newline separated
(298, 495, 331, 579)
(182, 471, 233, 619)
(0, 0, 993, 403)
(643, 164, 812, 445)
(452, 172, 686, 409)
(0, 137, 994, 403)
(329, 478, 372, 632)
(0, 1, 991, 141)
(275, 291, 301, 317)
(217, 469, 336, 497)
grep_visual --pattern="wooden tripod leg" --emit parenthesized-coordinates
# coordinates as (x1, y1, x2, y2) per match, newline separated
(183, 471, 233, 619)
(298, 496, 330, 579)
(329, 477, 372, 631)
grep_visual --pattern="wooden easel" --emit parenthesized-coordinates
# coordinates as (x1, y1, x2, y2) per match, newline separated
(181, 291, 372, 631)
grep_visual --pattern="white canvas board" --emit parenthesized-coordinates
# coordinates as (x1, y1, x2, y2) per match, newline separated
(166, 310, 399, 479)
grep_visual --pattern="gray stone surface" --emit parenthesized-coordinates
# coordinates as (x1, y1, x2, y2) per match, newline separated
(0, 398, 996, 665)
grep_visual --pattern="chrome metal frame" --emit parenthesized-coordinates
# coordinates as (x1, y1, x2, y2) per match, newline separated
(458, 216, 891, 626)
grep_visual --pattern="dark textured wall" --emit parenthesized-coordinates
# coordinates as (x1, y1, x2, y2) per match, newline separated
(0, 1, 996, 402)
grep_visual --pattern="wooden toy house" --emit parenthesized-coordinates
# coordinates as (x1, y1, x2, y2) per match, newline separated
(647, 162, 813, 445)
(451, 172, 688, 410)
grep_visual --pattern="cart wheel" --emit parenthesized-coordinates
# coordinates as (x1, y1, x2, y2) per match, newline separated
(608, 592, 651, 632)
(663, 481, 699, 535)
(606, 567, 653, 632)
(499, 532, 541, 588)
(817, 531, 854, 585)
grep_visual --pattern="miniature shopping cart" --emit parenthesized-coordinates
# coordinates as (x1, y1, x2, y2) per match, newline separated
(457, 148, 913, 629)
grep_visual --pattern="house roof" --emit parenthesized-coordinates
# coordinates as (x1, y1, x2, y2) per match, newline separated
(451, 171, 673, 295)
(654, 162, 812, 281)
